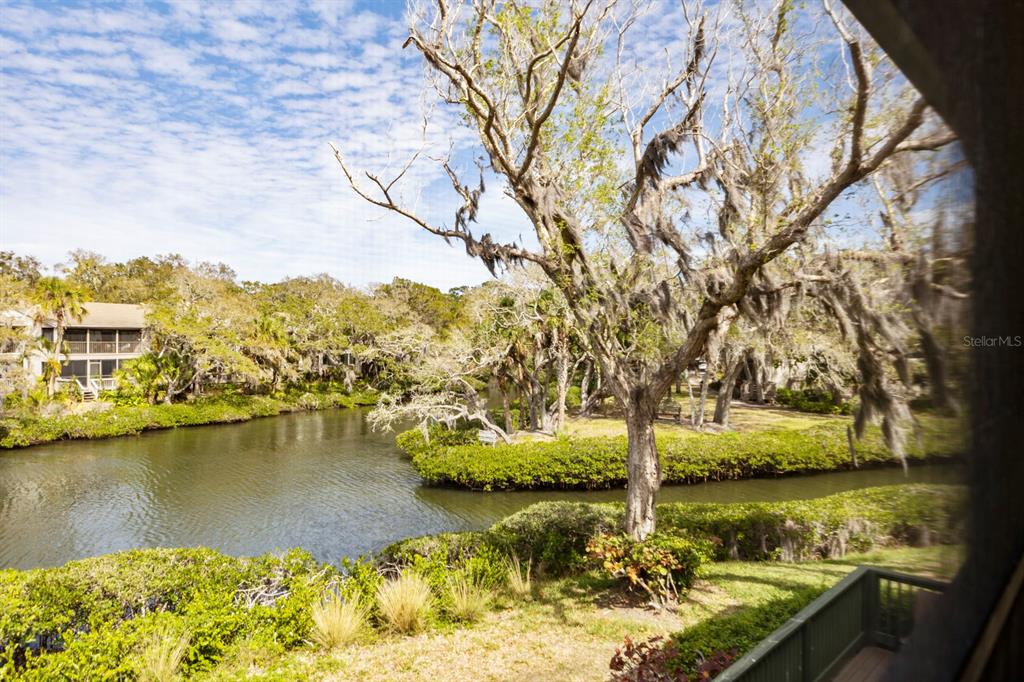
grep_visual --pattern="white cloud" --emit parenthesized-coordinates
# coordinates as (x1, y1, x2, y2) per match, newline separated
(0, 0, 516, 291)
(0, 0, 907, 293)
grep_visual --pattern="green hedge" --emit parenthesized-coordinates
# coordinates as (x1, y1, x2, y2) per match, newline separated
(382, 484, 962, 576)
(0, 548, 334, 680)
(669, 588, 823, 676)
(656, 484, 962, 561)
(399, 417, 962, 491)
(0, 388, 377, 449)
(776, 388, 853, 415)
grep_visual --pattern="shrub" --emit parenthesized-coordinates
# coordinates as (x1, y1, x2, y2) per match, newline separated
(485, 501, 618, 575)
(399, 417, 962, 491)
(370, 485, 960, 610)
(375, 572, 433, 634)
(668, 589, 822, 677)
(446, 575, 491, 623)
(137, 627, 190, 682)
(609, 635, 736, 682)
(776, 388, 853, 415)
(587, 533, 711, 605)
(309, 595, 365, 650)
(393, 425, 478, 459)
(0, 548, 335, 679)
(379, 532, 485, 568)
(336, 557, 383, 608)
(656, 483, 963, 561)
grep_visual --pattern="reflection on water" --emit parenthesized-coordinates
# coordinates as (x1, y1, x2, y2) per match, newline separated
(0, 408, 959, 569)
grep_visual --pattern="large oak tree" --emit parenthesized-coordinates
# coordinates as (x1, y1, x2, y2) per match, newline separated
(335, 0, 955, 538)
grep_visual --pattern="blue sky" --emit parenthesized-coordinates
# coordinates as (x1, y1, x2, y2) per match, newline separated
(0, 0, 960, 291)
(0, 0, 534, 289)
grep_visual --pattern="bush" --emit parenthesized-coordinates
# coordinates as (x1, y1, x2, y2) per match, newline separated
(656, 483, 962, 561)
(378, 485, 959, 599)
(394, 425, 478, 459)
(0, 548, 334, 679)
(776, 388, 853, 415)
(587, 533, 711, 605)
(609, 635, 736, 682)
(399, 416, 962, 491)
(486, 501, 619, 575)
(668, 589, 822, 677)
(375, 572, 433, 634)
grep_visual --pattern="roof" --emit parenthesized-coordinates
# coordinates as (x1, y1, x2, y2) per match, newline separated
(0, 309, 34, 327)
(58, 303, 148, 329)
(3, 303, 148, 329)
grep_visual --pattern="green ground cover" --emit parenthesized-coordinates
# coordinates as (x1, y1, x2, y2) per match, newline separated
(398, 414, 962, 490)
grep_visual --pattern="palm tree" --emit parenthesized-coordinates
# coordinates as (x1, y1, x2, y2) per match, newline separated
(32, 277, 89, 397)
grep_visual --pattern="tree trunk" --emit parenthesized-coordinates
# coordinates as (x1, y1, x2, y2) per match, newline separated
(536, 366, 552, 430)
(527, 378, 540, 430)
(554, 350, 569, 430)
(751, 356, 765, 403)
(581, 364, 604, 416)
(624, 395, 660, 540)
(502, 389, 513, 434)
(684, 369, 696, 423)
(695, 365, 710, 427)
(579, 360, 592, 413)
(713, 358, 745, 427)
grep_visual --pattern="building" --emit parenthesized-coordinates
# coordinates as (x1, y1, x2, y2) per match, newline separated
(2, 302, 148, 396)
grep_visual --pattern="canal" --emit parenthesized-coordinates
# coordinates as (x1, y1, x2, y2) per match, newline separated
(0, 408, 958, 569)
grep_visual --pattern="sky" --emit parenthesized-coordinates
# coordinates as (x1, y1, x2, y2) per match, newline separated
(0, 0, 539, 290)
(0, 0, 961, 292)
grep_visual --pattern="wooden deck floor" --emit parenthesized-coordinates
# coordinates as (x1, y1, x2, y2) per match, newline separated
(833, 647, 894, 682)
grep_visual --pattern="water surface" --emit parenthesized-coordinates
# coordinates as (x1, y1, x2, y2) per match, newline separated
(0, 408, 958, 569)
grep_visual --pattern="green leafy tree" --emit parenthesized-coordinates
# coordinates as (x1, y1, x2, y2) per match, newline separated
(336, 0, 954, 538)
(31, 276, 90, 396)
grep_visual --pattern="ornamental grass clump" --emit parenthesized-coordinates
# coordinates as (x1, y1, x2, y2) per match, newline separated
(310, 594, 365, 649)
(446, 574, 491, 623)
(504, 555, 532, 599)
(137, 627, 190, 682)
(376, 571, 433, 634)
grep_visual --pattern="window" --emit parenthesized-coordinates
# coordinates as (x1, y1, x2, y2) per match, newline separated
(118, 329, 142, 353)
(65, 329, 87, 354)
(60, 360, 87, 378)
(41, 328, 54, 343)
(91, 330, 117, 353)
(101, 359, 118, 377)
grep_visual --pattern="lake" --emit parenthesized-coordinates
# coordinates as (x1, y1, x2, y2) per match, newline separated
(0, 408, 958, 569)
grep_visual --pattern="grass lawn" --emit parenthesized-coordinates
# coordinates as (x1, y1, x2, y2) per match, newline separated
(560, 399, 845, 439)
(210, 546, 960, 682)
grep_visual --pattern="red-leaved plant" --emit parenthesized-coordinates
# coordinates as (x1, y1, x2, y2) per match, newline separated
(609, 635, 737, 682)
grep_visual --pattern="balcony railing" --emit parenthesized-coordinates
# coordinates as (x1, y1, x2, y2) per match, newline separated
(62, 336, 142, 355)
(716, 566, 947, 681)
